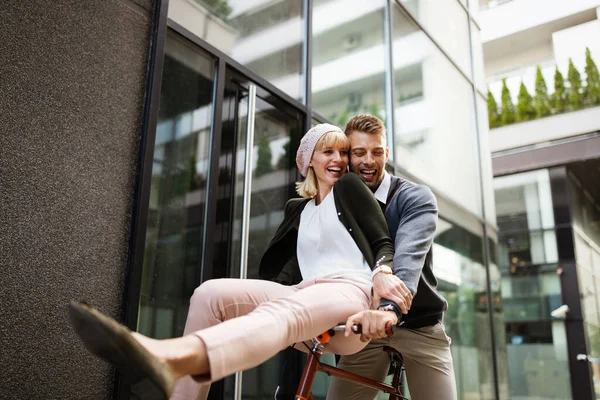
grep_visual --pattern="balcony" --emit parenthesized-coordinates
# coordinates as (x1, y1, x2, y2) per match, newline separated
(479, 0, 600, 44)
(486, 21, 600, 152)
(489, 106, 600, 153)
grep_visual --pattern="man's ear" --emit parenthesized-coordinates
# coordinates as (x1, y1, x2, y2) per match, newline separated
(385, 147, 390, 160)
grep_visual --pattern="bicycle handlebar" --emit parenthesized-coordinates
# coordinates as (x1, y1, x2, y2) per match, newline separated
(332, 323, 396, 336)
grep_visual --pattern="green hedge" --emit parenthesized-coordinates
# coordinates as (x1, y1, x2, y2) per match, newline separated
(488, 47, 600, 128)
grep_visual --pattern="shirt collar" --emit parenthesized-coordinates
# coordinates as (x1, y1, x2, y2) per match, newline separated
(374, 171, 391, 204)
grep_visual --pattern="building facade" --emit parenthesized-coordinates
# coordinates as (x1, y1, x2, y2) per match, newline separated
(480, 0, 600, 398)
(2, 1, 508, 399)
(130, 0, 508, 399)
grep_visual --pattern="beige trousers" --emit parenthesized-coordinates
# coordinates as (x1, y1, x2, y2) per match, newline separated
(327, 322, 457, 400)
(170, 278, 371, 400)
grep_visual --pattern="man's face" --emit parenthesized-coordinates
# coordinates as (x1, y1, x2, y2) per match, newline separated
(347, 131, 389, 189)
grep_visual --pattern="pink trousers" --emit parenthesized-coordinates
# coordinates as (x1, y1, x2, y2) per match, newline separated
(170, 278, 372, 400)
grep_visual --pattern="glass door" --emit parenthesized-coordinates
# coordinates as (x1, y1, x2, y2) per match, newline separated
(137, 31, 216, 340)
(132, 30, 304, 399)
(206, 69, 304, 399)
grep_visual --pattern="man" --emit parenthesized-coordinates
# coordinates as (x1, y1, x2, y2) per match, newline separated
(327, 114, 457, 400)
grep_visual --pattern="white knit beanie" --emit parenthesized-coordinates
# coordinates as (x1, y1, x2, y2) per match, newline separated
(295, 123, 344, 177)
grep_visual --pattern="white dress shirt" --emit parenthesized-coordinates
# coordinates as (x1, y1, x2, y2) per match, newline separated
(296, 191, 371, 286)
(373, 171, 391, 204)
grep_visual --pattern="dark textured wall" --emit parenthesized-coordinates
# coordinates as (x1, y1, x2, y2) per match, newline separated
(0, 1, 156, 398)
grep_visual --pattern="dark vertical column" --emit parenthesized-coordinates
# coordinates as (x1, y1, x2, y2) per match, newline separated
(201, 59, 227, 282)
(302, 0, 313, 131)
(0, 1, 157, 398)
(122, 0, 169, 335)
(117, 0, 169, 397)
(550, 166, 594, 399)
(384, 0, 397, 156)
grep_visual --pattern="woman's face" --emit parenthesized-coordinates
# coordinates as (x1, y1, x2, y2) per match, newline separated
(309, 140, 349, 192)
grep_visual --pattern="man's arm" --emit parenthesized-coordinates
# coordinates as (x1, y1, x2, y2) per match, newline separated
(391, 183, 437, 294)
(374, 183, 438, 315)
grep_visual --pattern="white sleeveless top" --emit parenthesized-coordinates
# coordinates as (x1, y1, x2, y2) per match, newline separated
(296, 191, 372, 286)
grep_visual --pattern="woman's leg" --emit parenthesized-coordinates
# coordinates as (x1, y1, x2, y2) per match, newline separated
(135, 279, 370, 399)
(189, 279, 370, 383)
(152, 278, 298, 400)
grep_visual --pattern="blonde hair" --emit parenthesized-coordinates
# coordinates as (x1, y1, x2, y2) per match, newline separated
(295, 130, 350, 198)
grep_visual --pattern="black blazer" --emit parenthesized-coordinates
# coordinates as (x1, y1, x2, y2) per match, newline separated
(259, 173, 394, 285)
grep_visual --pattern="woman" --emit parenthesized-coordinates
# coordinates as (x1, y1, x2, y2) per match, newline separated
(68, 123, 396, 400)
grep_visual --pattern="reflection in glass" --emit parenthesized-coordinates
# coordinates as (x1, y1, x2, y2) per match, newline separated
(398, 0, 471, 76)
(487, 234, 510, 399)
(495, 170, 559, 266)
(434, 218, 495, 399)
(230, 96, 302, 280)
(238, 98, 302, 399)
(570, 172, 600, 394)
(169, 0, 305, 99)
(472, 0, 487, 19)
(471, 22, 486, 94)
(138, 33, 215, 339)
(209, 75, 303, 399)
(476, 95, 496, 225)
(503, 280, 566, 397)
(495, 170, 573, 398)
(312, 0, 387, 128)
(392, 5, 481, 215)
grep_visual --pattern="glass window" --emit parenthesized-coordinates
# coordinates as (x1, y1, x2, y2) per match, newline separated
(487, 232, 510, 399)
(503, 320, 571, 398)
(477, 95, 496, 225)
(397, 0, 471, 77)
(312, 0, 387, 128)
(392, 6, 481, 215)
(497, 228, 563, 268)
(569, 173, 600, 395)
(236, 96, 303, 398)
(494, 170, 560, 267)
(471, 21, 486, 94)
(470, 0, 484, 21)
(230, 95, 303, 280)
(434, 218, 495, 400)
(570, 172, 600, 246)
(496, 170, 573, 399)
(137, 32, 215, 338)
(500, 243, 572, 399)
(585, 322, 600, 395)
(494, 170, 557, 232)
(501, 269, 562, 322)
(169, 0, 305, 100)
(206, 72, 304, 399)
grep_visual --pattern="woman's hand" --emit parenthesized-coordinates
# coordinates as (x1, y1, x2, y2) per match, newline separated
(372, 273, 412, 314)
(344, 310, 399, 342)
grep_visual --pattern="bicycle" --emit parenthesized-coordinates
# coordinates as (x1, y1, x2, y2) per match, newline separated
(290, 324, 407, 400)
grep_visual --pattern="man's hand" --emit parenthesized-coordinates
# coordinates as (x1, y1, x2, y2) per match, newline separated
(344, 310, 399, 342)
(372, 273, 412, 314)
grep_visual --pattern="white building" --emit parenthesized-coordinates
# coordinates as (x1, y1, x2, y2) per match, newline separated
(480, 1, 600, 398)
(139, 1, 510, 399)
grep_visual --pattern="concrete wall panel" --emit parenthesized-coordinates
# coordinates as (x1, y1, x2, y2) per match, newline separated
(0, 1, 155, 398)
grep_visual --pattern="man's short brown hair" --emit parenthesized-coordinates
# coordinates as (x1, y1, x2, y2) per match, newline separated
(344, 114, 387, 140)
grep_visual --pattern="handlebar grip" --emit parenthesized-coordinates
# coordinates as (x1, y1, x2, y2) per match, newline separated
(351, 322, 396, 336)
